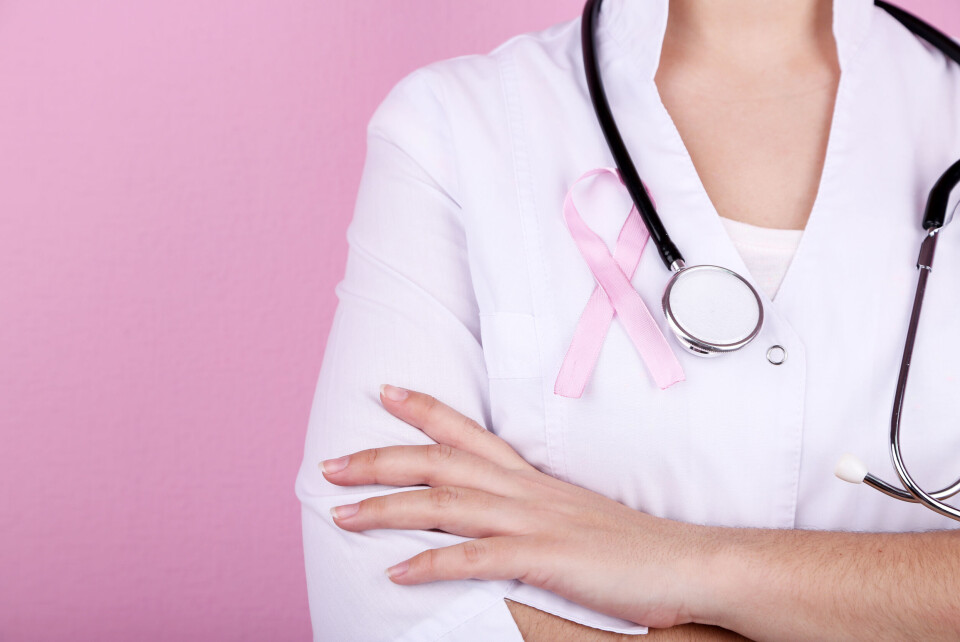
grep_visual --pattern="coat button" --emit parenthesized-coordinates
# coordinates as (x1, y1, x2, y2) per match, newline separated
(766, 345, 786, 365)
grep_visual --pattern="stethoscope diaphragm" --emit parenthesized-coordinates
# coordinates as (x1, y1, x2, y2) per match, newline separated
(662, 264, 764, 356)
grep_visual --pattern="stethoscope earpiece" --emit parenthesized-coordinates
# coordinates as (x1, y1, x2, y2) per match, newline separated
(834, 454, 869, 485)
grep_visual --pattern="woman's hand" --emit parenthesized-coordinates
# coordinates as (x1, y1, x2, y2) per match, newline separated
(320, 384, 719, 629)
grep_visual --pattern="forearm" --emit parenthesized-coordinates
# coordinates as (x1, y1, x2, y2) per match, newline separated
(506, 599, 750, 641)
(698, 527, 960, 641)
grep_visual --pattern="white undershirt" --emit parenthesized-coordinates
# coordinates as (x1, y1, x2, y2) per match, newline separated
(718, 216, 804, 300)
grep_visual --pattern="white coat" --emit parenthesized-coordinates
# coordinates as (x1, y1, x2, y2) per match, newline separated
(295, 0, 960, 639)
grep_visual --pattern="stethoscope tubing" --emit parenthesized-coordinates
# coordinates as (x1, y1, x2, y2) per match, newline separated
(879, 228, 960, 519)
(581, 0, 960, 520)
(852, 7, 960, 519)
(581, 0, 683, 270)
(581, 0, 960, 261)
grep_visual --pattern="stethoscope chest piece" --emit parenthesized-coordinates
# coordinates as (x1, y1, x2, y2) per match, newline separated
(582, 0, 960, 521)
(662, 265, 764, 356)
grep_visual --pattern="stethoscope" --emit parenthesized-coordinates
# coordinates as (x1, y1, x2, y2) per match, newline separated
(582, 0, 960, 522)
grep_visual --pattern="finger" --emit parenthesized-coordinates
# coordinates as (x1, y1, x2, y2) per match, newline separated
(379, 384, 533, 471)
(321, 443, 522, 497)
(386, 535, 539, 586)
(331, 486, 531, 538)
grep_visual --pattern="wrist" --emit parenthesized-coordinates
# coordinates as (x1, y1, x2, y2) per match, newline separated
(677, 524, 756, 630)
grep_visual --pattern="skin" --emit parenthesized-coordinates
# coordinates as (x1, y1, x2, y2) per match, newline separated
(323, 386, 960, 641)
(503, 600, 748, 642)
(653, 0, 840, 231)
(506, 3, 840, 633)
(321, 1, 960, 639)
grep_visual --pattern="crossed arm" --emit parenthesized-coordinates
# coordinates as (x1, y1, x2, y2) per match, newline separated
(505, 600, 751, 640)
(322, 386, 960, 641)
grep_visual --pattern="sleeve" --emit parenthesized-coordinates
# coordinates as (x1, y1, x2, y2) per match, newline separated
(294, 67, 526, 642)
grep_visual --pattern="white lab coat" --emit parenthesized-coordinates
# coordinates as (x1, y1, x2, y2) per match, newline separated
(295, 0, 960, 639)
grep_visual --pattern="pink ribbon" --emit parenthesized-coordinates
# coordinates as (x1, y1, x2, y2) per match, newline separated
(554, 167, 685, 397)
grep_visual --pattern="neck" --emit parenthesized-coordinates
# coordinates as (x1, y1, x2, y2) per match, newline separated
(661, 0, 836, 71)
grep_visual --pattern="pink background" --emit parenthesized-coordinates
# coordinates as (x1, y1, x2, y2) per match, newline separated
(0, 1, 956, 640)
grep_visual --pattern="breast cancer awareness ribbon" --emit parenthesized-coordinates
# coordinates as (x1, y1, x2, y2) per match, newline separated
(554, 167, 685, 397)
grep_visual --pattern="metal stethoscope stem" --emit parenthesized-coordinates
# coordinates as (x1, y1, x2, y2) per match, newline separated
(837, 227, 960, 521)
(584, 0, 960, 521)
(835, 152, 960, 521)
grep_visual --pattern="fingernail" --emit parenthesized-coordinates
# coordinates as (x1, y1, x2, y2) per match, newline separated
(330, 502, 360, 519)
(380, 384, 409, 402)
(386, 561, 409, 579)
(320, 455, 350, 474)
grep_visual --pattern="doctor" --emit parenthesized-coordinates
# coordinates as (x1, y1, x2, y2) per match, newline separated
(296, 0, 960, 640)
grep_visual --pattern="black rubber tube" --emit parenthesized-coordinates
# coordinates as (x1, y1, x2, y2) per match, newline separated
(580, 0, 960, 264)
(875, 1, 960, 229)
(581, 0, 683, 269)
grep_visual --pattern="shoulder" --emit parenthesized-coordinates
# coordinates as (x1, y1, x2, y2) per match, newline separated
(368, 14, 582, 137)
(364, 13, 583, 203)
(858, 5, 960, 157)
(863, 6, 960, 104)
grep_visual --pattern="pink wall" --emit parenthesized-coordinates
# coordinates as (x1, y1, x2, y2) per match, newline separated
(0, 1, 956, 640)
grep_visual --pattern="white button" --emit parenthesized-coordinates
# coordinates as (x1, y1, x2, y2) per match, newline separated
(766, 345, 786, 365)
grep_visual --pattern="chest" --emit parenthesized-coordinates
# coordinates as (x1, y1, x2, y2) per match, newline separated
(455, 50, 960, 533)
(653, 65, 840, 231)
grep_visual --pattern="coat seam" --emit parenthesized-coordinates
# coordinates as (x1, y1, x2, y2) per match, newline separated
(496, 49, 566, 482)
